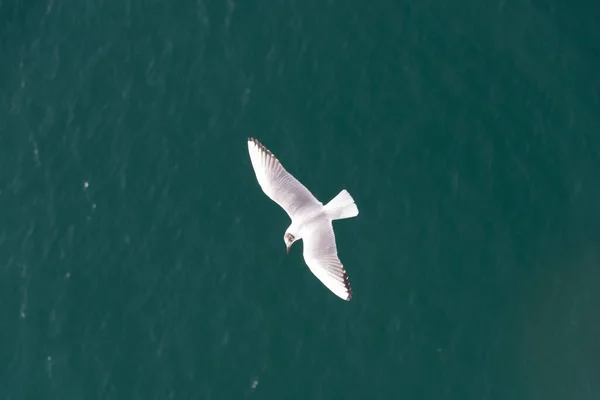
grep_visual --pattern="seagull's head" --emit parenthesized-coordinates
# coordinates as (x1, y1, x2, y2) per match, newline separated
(284, 232, 296, 254)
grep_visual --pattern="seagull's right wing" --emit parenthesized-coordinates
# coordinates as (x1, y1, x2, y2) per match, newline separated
(248, 138, 322, 220)
(302, 220, 353, 301)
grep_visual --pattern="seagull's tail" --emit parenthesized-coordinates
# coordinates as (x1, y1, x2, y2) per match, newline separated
(324, 189, 359, 221)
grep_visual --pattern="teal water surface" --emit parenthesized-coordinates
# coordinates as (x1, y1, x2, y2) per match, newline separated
(1, 0, 599, 399)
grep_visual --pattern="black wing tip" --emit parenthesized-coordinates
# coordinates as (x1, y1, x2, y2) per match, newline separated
(339, 269, 353, 301)
(344, 277, 353, 301)
(248, 137, 262, 147)
(248, 137, 276, 158)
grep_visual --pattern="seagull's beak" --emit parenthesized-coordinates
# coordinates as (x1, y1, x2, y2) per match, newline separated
(286, 244, 290, 255)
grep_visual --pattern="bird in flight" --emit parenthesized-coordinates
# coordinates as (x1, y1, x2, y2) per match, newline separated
(247, 138, 359, 301)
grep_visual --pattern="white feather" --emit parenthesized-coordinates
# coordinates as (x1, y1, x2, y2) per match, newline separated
(247, 138, 322, 220)
(302, 220, 352, 301)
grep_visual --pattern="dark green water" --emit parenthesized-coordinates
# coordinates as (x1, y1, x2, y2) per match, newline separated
(1, 0, 599, 399)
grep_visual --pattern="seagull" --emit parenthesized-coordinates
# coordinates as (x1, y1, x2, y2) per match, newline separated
(247, 138, 359, 301)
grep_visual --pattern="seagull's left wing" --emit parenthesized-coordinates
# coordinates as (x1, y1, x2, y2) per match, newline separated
(247, 138, 322, 220)
(302, 220, 353, 301)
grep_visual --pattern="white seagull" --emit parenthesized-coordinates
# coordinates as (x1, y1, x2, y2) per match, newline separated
(247, 138, 359, 301)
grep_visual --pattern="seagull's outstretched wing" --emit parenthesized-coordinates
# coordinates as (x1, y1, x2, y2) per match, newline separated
(248, 138, 322, 220)
(302, 220, 353, 301)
